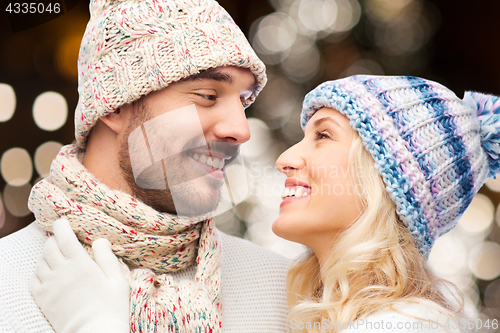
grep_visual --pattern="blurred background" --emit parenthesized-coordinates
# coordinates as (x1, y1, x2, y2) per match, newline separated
(1, 0, 500, 329)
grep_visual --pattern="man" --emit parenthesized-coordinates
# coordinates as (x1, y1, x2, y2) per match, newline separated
(0, 0, 290, 332)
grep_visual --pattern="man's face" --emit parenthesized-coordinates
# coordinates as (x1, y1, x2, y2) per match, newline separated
(118, 66, 256, 216)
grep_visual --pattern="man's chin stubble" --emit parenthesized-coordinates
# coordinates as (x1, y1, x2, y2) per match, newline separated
(119, 152, 222, 215)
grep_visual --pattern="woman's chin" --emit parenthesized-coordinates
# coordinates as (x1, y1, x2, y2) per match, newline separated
(272, 214, 300, 243)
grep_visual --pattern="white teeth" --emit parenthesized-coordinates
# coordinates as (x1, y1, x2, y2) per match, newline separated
(281, 187, 310, 200)
(191, 153, 225, 170)
(212, 158, 220, 169)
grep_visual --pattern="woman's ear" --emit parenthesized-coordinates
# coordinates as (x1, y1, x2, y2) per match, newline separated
(100, 108, 127, 134)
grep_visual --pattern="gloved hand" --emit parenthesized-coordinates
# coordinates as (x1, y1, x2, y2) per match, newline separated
(30, 218, 130, 333)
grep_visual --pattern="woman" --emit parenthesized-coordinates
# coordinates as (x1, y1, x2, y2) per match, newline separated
(273, 75, 495, 332)
(32, 75, 496, 332)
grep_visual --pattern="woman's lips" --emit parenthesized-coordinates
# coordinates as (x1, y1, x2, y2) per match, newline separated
(280, 179, 311, 207)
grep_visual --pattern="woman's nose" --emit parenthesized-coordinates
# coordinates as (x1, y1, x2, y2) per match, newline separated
(276, 140, 306, 175)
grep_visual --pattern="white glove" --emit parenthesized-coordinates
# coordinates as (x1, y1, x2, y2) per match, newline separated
(30, 218, 130, 333)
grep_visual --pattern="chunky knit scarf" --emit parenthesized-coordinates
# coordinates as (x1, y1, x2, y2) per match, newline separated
(28, 144, 222, 332)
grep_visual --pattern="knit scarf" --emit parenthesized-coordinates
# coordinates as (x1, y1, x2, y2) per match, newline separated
(28, 144, 222, 332)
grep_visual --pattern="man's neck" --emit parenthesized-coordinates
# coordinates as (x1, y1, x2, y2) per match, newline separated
(82, 120, 130, 193)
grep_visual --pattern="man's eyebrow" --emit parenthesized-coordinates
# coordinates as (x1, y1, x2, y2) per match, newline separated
(183, 68, 258, 95)
(183, 69, 233, 84)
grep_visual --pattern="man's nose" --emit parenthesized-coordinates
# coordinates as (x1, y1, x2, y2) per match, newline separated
(212, 100, 251, 143)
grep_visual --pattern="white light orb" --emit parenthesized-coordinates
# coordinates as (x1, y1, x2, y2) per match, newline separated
(3, 183, 32, 217)
(33, 91, 68, 131)
(34, 141, 63, 178)
(0, 83, 16, 122)
(468, 241, 500, 281)
(1, 148, 33, 186)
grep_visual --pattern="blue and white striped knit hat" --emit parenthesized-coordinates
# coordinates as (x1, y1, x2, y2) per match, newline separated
(301, 75, 500, 259)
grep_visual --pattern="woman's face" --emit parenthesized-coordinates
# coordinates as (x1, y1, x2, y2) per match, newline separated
(273, 107, 362, 260)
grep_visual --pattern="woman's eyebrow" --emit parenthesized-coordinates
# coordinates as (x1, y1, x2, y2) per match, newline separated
(313, 116, 342, 129)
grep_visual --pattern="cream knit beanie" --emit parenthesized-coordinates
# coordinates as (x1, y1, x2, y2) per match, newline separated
(75, 0, 267, 147)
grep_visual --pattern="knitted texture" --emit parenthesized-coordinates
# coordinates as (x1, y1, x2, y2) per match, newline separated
(0, 223, 291, 333)
(75, 0, 267, 147)
(300, 75, 498, 259)
(28, 145, 222, 332)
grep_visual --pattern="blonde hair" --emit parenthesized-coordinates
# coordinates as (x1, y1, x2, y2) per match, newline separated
(286, 132, 463, 332)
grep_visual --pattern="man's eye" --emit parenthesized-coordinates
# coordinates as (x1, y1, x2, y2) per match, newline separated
(198, 94, 217, 101)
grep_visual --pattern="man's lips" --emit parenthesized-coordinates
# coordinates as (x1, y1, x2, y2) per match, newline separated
(188, 152, 225, 179)
(189, 149, 231, 160)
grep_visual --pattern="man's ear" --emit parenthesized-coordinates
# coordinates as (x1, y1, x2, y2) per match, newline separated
(100, 107, 129, 134)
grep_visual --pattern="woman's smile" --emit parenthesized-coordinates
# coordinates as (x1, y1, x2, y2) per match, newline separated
(280, 179, 311, 207)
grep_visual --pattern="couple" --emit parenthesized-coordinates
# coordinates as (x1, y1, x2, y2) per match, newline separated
(0, 0, 494, 332)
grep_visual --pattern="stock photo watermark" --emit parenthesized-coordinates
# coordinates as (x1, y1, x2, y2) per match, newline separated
(4, 0, 79, 32)
(289, 318, 499, 331)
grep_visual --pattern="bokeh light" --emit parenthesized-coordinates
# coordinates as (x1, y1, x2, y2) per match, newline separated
(281, 37, 321, 82)
(32, 91, 68, 131)
(468, 241, 500, 281)
(34, 141, 63, 178)
(428, 231, 468, 276)
(3, 184, 32, 217)
(330, 0, 362, 33)
(0, 83, 16, 122)
(341, 59, 384, 77)
(485, 177, 500, 192)
(281, 109, 304, 144)
(1, 148, 33, 187)
(484, 279, 500, 318)
(224, 164, 248, 201)
(254, 13, 297, 54)
(458, 194, 494, 235)
(252, 72, 301, 129)
(365, 0, 413, 23)
(290, 0, 361, 36)
(241, 118, 274, 159)
(297, 0, 338, 33)
(56, 34, 82, 79)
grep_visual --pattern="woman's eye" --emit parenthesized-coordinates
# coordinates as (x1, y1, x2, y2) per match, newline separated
(315, 131, 330, 140)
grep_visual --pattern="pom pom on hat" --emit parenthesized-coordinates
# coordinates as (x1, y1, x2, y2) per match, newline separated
(75, 0, 267, 147)
(464, 91, 500, 177)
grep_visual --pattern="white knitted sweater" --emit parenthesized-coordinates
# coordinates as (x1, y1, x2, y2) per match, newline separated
(0, 222, 291, 333)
